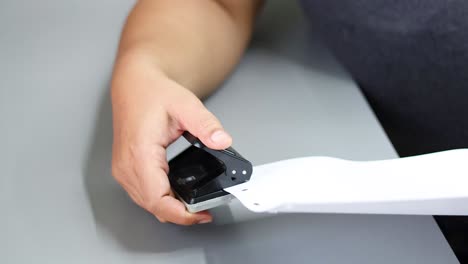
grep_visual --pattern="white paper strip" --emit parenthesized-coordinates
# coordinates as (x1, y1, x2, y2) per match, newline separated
(225, 149, 468, 215)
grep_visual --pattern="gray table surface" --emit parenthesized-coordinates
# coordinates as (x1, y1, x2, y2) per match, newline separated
(1, 0, 458, 263)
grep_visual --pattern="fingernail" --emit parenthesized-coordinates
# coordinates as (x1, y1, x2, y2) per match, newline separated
(198, 218, 212, 224)
(211, 130, 231, 144)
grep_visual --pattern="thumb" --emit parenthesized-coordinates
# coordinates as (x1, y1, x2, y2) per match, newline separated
(170, 99, 232, 150)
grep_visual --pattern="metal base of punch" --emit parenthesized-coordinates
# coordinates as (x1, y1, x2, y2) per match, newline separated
(182, 194, 236, 213)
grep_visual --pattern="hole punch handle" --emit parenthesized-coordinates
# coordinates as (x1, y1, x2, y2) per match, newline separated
(182, 131, 253, 187)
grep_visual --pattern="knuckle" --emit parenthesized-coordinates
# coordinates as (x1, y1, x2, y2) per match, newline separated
(141, 195, 160, 215)
(127, 190, 144, 207)
(156, 216, 168, 223)
(111, 162, 128, 182)
(181, 218, 197, 226)
(128, 143, 147, 160)
(197, 112, 219, 133)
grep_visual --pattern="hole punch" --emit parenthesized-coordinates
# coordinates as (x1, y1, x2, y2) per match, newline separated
(168, 131, 253, 212)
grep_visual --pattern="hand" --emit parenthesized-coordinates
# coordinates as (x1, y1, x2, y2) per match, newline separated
(110, 53, 232, 225)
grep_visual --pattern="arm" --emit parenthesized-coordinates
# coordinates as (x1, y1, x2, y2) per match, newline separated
(111, 0, 263, 225)
(114, 0, 262, 98)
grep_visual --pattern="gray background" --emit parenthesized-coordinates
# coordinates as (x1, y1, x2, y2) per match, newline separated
(1, 0, 458, 263)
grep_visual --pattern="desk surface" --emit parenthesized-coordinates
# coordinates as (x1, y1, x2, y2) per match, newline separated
(1, 0, 458, 263)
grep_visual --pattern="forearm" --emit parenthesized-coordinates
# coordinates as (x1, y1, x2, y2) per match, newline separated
(114, 0, 262, 98)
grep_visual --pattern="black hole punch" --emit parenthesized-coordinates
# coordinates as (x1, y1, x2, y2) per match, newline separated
(242, 188, 248, 192)
(168, 131, 253, 207)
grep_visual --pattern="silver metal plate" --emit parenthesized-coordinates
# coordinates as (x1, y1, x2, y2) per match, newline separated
(183, 194, 236, 213)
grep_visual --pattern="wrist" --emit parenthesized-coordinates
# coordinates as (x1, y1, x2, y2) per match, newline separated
(114, 46, 168, 80)
(112, 49, 174, 95)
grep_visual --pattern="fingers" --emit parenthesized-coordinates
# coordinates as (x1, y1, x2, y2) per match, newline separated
(141, 161, 213, 225)
(111, 84, 226, 225)
(169, 98, 232, 150)
(113, 152, 213, 225)
(129, 186, 212, 225)
(155, 196, 213, 225)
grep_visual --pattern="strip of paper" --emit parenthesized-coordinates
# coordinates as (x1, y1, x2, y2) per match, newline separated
(225, 149, 468, 215)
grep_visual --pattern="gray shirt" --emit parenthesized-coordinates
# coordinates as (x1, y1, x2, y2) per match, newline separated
(300, 0, 468, 261)
(300, 0, 468, 156)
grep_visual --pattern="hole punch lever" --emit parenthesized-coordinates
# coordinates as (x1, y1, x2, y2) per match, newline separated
(168, 132, 253, 210)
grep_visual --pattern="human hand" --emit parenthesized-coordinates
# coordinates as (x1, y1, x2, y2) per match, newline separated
(110, 54, 232, 225)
